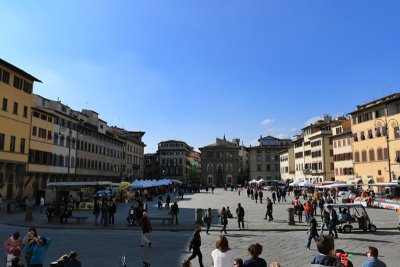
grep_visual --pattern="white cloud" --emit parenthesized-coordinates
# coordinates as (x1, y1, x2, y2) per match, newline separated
(261, 118, 274, 125)
(276, 133, 290, 139)
(304, 116, 324, 127)
(249, 138, 259, 147)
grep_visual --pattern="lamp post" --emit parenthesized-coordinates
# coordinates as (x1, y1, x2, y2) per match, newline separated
(375, 116, 399, 182)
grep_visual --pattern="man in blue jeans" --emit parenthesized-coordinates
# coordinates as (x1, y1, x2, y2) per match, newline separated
(361, 246, 387, 267)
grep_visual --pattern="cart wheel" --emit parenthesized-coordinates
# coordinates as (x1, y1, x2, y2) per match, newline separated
(343, 225, 352, 233)
(369, 224, 377, 232)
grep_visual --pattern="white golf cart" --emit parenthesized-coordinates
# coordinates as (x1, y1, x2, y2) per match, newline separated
(325, 203, 377, 233)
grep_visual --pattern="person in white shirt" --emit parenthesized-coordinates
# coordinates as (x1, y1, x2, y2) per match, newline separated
(40, 196, 45, 213)
(211, 235, 234, 267)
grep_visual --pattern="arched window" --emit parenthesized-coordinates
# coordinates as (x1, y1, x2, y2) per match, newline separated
(361, 150, 367, 162)
(354, 151, 360, 163)
(217, 163, 223, 173)
(369, 148, 375, 162)
(377, 147, 383, 160)
(207, 163, 213, 173)
(71, 157, 75, 168)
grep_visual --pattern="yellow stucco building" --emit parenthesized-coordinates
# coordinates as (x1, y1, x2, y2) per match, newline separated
(350, 93, 400, 185)
(0, 58, 41, 200)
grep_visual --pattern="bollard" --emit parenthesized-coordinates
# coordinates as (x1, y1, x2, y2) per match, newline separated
(195, 208, 203, 225)
(287, 207, 295, 225)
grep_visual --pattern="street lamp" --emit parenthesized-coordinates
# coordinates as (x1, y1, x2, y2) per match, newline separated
(375, 115, 399, 182)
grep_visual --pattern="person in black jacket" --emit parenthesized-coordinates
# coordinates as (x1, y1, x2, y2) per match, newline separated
(186, 225, 204, 267)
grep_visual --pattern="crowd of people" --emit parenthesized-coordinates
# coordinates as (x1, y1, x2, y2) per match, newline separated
(1, 183, 391, 266)
(182, 224, 386, 267)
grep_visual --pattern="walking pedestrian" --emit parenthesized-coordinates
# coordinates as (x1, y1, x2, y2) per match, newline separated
(108, 200, 116, 225)
(265, 197, 273, 221)
(204, 208, 212, 234)
(186, 225, 204, 267)
(220, 207, 228, 234)
(271, 191, 276, 204)
(93, 200, 100, 225)
(171, 202, 179, 224)
(306, 216, 319, 250)
(297, 201, 304, 223)
(101, 201, 109, 227)
(258, 190, 263, 204)
(126, 205, 135, 225)
(320, 209, 330, 235)
(327, 205, 338, 239)
(139, 212, 152, 248)
(254, 190, 259, 203)
(236, 203, 245, 229)
(39, 196, 45, 214)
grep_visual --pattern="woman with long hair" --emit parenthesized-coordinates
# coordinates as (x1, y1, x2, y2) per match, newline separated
(211, 235, 234, 267)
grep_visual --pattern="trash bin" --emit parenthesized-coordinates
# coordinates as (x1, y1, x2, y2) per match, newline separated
(287, 207, 295, 225)
(195, 208, 203, 225)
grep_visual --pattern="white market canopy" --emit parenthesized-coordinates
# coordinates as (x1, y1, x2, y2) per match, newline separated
(289, 180, 303, 186)
(298, 181, 315, 187)
(249, 179, 258, 184)
(257, 178, 265, 184)
(131, 179, 174, 189)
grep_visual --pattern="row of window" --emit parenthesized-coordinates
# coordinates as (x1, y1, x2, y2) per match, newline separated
(296, 162, 334, 171)
(311, 140, 321, 147)
(0, 133, 25, 153)
(2, 98, 28, 117)
(77, 140, 123, 159)
(353, 108, 385, 125)
(76, 158, 122, 172)
(29, 149, 75, 168)
(353, 148, 400, 163)
(256, 164, 279, 172)
(0, 67, 33, 94)
(333, 138, 351, 148)
(207, 163, 233, 173)
(160, 158, 183, 166)
(28, 149, 123, 172)
(161, 167, 184, 176)
(206, 151, 234, 158)
(160, 151, 185, 156)
(333, 153, 353, 162)
(335, 168, 354, 176)
(256, 155, 280, 162)
(353, 126, 400, 141)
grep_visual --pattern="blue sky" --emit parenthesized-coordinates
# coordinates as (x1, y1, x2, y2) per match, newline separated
(1, 1, 400, 153)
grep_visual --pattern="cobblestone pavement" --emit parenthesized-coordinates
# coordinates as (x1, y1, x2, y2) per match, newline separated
(0, 189, 399, 266)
